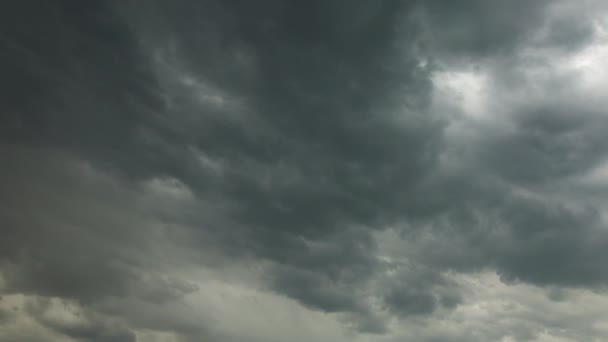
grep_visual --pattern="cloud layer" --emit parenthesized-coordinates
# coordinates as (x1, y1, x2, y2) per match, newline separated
(2, 0, 608, 341)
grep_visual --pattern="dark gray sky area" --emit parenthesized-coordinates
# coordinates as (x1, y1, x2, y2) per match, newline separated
(2, 1, 608, 341)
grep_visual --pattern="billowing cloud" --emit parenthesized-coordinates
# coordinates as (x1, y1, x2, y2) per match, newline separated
(2, 0, 608, 341)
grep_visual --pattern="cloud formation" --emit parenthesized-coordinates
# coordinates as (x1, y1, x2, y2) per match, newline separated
(2, 0, 608, 341)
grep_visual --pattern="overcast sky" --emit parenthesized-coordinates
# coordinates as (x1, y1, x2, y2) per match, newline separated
(2, 1, 608, 341)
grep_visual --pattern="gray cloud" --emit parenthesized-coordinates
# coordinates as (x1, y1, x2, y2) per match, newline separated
(380, 266, 462, 318)
(2, 0, 608, 341)
(417, 0, 552, 58)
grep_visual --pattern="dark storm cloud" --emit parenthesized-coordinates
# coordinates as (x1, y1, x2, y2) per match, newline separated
(406, 187, 608, 286)
(1, 147, 139, 301)
(394, 113, 608, 289)
(0, 146, 205, 339)
(404, 55, 608, 290)
(0, 1, 162, 163)
(481, 106, 608, 183)
(2, 0, 608, 340)
(472, 61, 608, 181)
(121, 0, 446, 321)
(417, 0, 599, 60)
(1, 0, 443, 335)
(265, 225, 382, 315)
(381, 265, 462, 317)
(418, 0, 551, 57)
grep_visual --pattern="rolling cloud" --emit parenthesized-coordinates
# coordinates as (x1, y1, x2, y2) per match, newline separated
(2, 1, 608, 341)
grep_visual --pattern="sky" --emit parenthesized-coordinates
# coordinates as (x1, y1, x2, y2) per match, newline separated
(2, 1, 608, 341)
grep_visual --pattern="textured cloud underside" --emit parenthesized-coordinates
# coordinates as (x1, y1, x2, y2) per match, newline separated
(2, 1, 608, 341)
